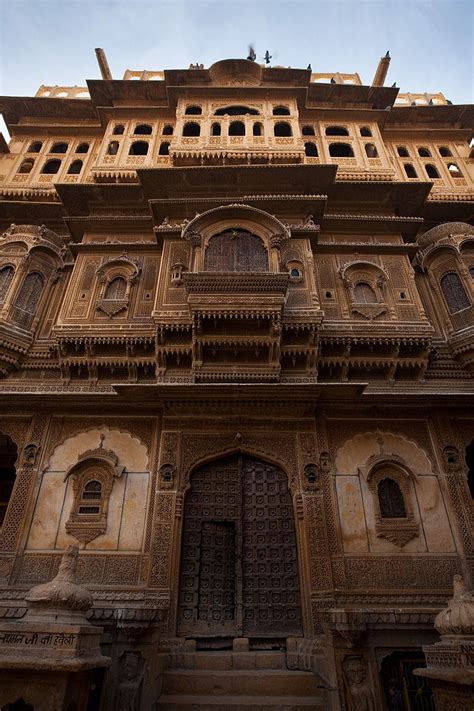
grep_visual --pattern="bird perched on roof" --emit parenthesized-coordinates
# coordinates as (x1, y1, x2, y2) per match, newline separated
(264, 50, 272, 65)
(391, 82, 397, 88)
(247, 45, 256, 62)
(330, 77, 336, 84)
(307, 64, 312, 71)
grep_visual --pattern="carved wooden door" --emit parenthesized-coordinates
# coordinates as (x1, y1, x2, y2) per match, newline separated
(177, 455, 302, 638)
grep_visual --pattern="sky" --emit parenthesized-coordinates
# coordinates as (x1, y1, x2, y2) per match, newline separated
(0, 0, 472, 138)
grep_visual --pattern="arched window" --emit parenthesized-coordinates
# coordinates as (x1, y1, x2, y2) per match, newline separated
(0, 433, 18, 526)
(360, 126, 372, 137)
(329, 143, 354, 157)
(67, 160, 83, 175)
(214, 106, 258, 116)
(41, 159, 61, 174)
(448, 163, 463, 176)
(158, 141, 170, 155)
(134, 124, 152, 135)
(302, 126, 315, 136)
(211, 122, 221, 136)
(27, 141, 42, 153)
(78, 480, 103, 515)
(404, 164, 417, 178)
(425, 164, 440, 179)
(76, 142, 89, 153)
(397, 146, 409, 157)
(252, 122, 263, 136)
(104, 276, 127, 299)
(365, 143, 378, 158)
(128, 141, 149, 156)
(50, 142, 68, 153)
(418, 147, 431, 157)
(354, 282, 377, 303)
(13, 272, 44, 328)
(183, 122, 200, 137)
(229, 121, 245, 136)
(107, 141, 119, 156)
(378, 478, 407, 518)
(305, 142, 318, 157)
(185, 106, 202, 115)
(466, 441, 474, 498)
(325, 126, 349, 136)
(112, 125, 125, 135)
(18, 159, 34, 174)
(204, 230, 268, 272)
(273, 106, 290, 115)
(0, 266, 14, 301)
(440, 272, 470, 313)
(274, 122, 292, 137)
(438, 146, 452, 157)
(162, 124, 174, 135)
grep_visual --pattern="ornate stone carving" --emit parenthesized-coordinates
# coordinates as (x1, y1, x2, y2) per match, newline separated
(343, 655, 375, 711)
(115, 651, 145, 711)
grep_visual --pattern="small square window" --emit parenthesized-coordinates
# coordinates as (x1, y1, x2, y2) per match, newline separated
(325, 291, 333, 299)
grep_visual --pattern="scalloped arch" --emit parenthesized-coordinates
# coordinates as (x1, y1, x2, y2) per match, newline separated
(340, 260, 388, 281)
(335, 430, 433, 477)
(47, 427, 149, 472)
(182, 204, 291, 241)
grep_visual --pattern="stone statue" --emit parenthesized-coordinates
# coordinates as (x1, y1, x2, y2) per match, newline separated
(343, 656, 375, 711)
(116, 652, 144, 711)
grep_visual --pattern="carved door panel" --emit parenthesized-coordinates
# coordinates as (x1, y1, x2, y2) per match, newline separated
(177, 455, 302, 638)
(204, 230, 268, 272)
(242, 457, 302, 636)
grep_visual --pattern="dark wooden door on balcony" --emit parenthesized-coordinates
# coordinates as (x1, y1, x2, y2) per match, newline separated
(177, 454, 302, 639)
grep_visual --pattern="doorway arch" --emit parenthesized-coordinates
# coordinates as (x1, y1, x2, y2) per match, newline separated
(177, 453, 303, 639)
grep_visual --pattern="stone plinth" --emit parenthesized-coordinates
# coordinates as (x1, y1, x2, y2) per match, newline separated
(0, 546, 110, 711)
(414, 574, 474, 710)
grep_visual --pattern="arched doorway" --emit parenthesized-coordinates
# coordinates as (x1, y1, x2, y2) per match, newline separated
(177, 454, 302, 639)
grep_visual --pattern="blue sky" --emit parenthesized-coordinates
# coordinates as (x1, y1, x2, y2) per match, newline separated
(0, 0, 472, 137)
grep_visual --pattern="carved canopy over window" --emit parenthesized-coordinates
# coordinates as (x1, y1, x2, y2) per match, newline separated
(378, 477, 407, 518)
(366, 462, 419, 547)
(204, 229, 268, 272)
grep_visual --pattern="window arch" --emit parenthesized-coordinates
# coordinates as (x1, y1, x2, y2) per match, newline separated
(133, 124, 152, 135)
(112, 124, 125, 135)
(214, 105, 258, 116)
(274, 122, 292, 137)
(183, 122, 200, 137)
(360, 126, 372, 137)
(365, 143, 378, 158)
(425, 163, 440, 179)
(302, 126, 315, 136)
(253, 122, 263, 136)
(158, 141, 170, 156)
(76, 142, 89, 153)
(211, 122, 221, 136)
(18, 159, 35, 174)
(440, 272, 470, 313)
(41, 159, 61, 174)
(438, 146, 452, 157)
(404, 164, 417, 178)
(418, 147, 431, 157)
(27, 141, 42, 153)
(78, 480, 103, 515)
(448, 163, 463, 176)
(67, 160, 83, 175)
(354, 282, 377, 303)
(128, 141, 149, 156)
(305, 142, 318, 157)
(104, 276, 127, 299)
(185, 106, 202, 115)
(229, 121, 245, 136)
(50, 142, 68, 153)
(273, 106, 290, 115)
(12, 272, 44, 329)
(162, 124, 173, 135)
(107, 141, 119, 156)
(378, 478, 407, 518)
(0, 432, 17, 527)
(204, 230, 268, 272)
(397, 146, 409, 157)
(325, 126, 349, 136)
(329, 143, 354, 157)
(0, 266, 14, 301)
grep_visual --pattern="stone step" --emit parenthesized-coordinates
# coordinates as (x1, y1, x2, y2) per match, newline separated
(162, 669, 324, 697)
(157, 693, 326, 710)
(192, 650, 286, 670)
